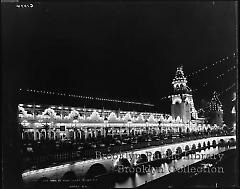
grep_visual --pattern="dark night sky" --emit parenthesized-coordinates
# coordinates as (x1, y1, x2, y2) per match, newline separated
(2, 2, 237, 122)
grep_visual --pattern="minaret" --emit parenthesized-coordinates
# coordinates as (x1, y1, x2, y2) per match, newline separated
(171, 66, 198, 123)
(231, 92, 236, 132)
(208, 91, 223, 127)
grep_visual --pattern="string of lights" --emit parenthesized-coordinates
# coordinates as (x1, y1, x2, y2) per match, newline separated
(159, 65, 237, 101)
(186, 52, 237, 78)
(217, 83, 236, 96)
(192, 65, 236, 92)
(19, 88, 155, 107)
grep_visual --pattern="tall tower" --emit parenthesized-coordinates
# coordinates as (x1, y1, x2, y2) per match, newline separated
(171, 66, 198, 123)
(208, 91, 223, 127)
(231, 92, 236, 132)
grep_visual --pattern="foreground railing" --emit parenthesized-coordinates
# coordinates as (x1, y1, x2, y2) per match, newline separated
(22, 133, 233, 171)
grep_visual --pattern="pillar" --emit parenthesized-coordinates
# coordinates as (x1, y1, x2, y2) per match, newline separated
(119, 127, 122, 137)
(44, 130, 47, 139)
(84, 129, 88, 140)
(95, 128, 97, 138)
(79, 129, 82, 139)
(112, 128, 114, 137)
(33, 130, 37, 141)
(73, 130, 76, 140)
(101, 127, 104, 137)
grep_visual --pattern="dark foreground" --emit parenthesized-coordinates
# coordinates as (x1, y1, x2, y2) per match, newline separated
(28, 147, 237, 189)
(138, 148, 238, 188)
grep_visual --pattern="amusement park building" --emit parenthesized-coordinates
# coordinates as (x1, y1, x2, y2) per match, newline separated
(18, 67, 215, 141)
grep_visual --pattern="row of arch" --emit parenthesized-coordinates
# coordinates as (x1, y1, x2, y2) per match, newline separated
(33, 138, 236, 184)
(118, 138, 235, 166)
(54, 138, 235, 181)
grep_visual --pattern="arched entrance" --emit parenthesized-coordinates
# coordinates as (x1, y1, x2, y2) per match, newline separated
(86, 163, 107, 178)
(153, 151, 162, 160)
(62, 171, 77, 180)
(166, 149, 172, 158)
(40, 131, 46, 140)
(50, 131, 55, 140)
(136, 154, 148, 164)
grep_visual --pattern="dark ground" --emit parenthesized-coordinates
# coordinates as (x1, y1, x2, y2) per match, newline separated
(138, 149, 238, 188)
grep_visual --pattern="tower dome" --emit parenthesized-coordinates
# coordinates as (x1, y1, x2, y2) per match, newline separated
(172, 66, 192, 95)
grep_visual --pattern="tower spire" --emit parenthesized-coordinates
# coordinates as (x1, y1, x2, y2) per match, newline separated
(172, 66, 191, 94)
(208, 91, 223, 127)
(171, 66, 197, 123)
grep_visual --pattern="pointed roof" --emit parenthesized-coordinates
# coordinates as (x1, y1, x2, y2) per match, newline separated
(172, 66, 192, 94)
(175, 66, 185, 79)
(210, 91, 223, 112)
(172, 66, 187, 82)
(211, 91, 222, 106)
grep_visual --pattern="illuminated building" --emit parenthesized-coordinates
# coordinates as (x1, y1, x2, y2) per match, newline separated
(171, 66, 198, 123)
(231, 92, 236, 132)
(18, 67, 212, 141)
(208, 91, 224, 127)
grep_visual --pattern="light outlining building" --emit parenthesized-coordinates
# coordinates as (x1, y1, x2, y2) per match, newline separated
(171, 66, 198, 123)
(231, 92, 236, 132)
(18, 67, 213, 141)
(208, 91, 224, 127)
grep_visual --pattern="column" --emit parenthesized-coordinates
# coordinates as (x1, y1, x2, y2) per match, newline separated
(73, 130, 76, 140)
(95, 128, 97, 138)
(33, 129, 37, 141)
(112, 127, 114, 137)
(85, 129, 88, 140)
(101, 127, 104, 137)
(104, 127, 106, 137)
(79, 129, 81, 139)
(119, 127, 122, 138)
(44, 130, 47, 139)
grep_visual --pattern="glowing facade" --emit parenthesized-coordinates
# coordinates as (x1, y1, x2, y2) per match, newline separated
(208, 91, 224, 127)
(18, 104, 192, 141)
(171, 66, 198, 123)
(18, 67, 214, 141)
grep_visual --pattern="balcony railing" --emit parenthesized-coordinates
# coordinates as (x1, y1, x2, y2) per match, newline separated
(21, 132, 233, 172)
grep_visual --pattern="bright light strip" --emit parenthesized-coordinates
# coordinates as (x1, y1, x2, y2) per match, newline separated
(187, 52, 236, 78)
(22, 163, 71, 177)
(21, 89, 154, 107)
